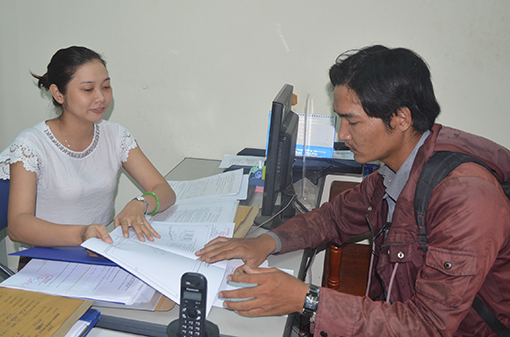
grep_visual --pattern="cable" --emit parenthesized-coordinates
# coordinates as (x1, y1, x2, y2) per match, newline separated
(251, 193, 297, 232)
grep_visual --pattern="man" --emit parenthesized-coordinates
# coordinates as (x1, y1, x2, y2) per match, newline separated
(196, 45, 510, 336)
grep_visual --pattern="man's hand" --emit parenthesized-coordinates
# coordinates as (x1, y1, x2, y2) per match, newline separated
(196, 234, 277, 268)
(218, 266, 309, 317)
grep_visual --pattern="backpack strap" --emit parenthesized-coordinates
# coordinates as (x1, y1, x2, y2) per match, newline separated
(415, 151, 510, 335)
(473, 295, 510, 337)
(414, 151, 491, 252)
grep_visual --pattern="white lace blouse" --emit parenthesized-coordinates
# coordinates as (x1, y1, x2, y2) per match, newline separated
(0, 119, 137, 226)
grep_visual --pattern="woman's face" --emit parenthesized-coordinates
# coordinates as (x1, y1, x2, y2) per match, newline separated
(59, 59, 112, 123)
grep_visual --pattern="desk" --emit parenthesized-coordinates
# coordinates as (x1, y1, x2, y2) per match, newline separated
(89, 158, 313, 337)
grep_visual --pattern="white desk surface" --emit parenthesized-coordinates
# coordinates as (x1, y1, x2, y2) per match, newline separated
(89, 157, 306, 337)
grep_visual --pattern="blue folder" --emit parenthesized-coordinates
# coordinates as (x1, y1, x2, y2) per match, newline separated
(10, 246, 116, 266)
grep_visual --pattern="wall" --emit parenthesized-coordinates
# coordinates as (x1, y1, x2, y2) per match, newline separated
(1, 1, 509, 267)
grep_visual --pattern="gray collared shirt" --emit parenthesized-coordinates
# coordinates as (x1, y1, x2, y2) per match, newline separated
(269, 130, 431, 253)
(378, 130, 431, 223)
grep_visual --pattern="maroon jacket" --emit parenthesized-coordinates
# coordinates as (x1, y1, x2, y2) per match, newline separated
(272, 124, 510, 336)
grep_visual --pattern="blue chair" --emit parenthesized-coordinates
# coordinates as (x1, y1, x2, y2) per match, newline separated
(0, 179, 9, 231)
(0, 179, 14, 278)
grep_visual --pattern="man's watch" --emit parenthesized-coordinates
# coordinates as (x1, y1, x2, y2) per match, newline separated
(301, 284, 320, 321)
(134, 196, 149, 215)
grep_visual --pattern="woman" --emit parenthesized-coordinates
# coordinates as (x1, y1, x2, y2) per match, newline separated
(0, 46, 176, 247)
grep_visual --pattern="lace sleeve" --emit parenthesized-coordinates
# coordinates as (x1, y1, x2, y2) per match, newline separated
(0, 142, 42, 180)
(118, 125, 138, 163)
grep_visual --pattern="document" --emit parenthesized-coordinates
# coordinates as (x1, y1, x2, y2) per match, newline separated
(296, 113, 337, 158)
(168, 168, 244, 202)
(0, 287, 93, 337)
(0, 259, 151, 305)
(82, 221, 236, 316)
(150, 199, 240, 224)
(140, 221, 234, 260)
(219, 155, 265, 169)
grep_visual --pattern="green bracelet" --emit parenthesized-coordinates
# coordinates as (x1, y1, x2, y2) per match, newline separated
(143, 191, 160, 215)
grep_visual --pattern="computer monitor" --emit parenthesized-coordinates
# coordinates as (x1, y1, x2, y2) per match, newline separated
(259, 84, 299, 229)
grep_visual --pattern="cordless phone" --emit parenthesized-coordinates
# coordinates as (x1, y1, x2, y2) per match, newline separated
(179, 272, 207, 337)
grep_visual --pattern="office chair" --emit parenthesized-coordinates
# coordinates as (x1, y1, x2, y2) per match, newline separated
(0, 179, 8, 231)
(322, 180, 370, 295)
(0, 179, 15, 280)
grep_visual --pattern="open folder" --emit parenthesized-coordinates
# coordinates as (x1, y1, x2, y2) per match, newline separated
(82, 221, 235, 316)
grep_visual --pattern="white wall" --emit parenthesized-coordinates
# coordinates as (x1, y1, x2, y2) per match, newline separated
(1, 1, 509, 265)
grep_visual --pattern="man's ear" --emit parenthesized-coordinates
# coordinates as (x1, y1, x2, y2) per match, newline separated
(392, 107, 413, 132)
(49, 84, 64, 104)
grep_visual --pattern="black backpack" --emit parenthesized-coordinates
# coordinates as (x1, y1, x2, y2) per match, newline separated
(414, 151, 510, 336)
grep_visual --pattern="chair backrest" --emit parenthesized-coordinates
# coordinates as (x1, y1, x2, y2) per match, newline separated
(0, 179, 13, 279)
(0, 179, 9, 231)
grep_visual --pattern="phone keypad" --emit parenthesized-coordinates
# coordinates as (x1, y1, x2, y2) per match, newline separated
(180, 300, 204, 336)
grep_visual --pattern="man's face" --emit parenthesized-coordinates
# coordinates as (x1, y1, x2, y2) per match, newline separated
(334, 85, 404, 169)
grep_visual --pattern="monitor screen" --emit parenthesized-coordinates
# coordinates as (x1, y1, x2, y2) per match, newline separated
(260, 84, 299, 229)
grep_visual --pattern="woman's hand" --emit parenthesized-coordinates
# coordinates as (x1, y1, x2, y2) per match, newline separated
(81, 224, 113, 244)
(114, 199, 161, 242)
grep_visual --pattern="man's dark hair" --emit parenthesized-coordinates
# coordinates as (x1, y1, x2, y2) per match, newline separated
(329, 45, 440, 132)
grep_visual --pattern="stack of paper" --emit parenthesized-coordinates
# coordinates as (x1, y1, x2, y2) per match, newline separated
(150, 169, 246, 224)
(0, 259, 155, 306)
(218, 155, 265, 169)
(169, 168, 245, 201)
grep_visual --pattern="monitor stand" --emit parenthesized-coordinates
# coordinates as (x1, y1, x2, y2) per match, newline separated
(255, 178, 321, 231)
(293, 177, 318, 212)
